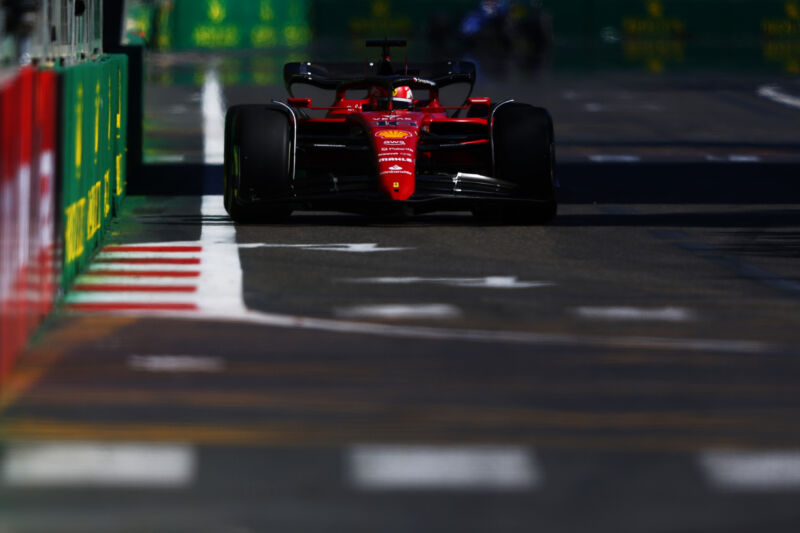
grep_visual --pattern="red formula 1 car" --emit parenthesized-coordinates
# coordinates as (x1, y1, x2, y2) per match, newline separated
(223, 40, 557, 223)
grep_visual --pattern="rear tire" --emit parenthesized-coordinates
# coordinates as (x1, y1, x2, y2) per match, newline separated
(224, 104, 294, 223)
(476, 102, 557, 224)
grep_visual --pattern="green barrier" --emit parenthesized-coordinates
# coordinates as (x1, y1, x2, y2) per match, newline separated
(141, 0, 798, 71)
(544, 0, 800, 73)
(59, 55, 128, 290)
(155, 0, 311, 51)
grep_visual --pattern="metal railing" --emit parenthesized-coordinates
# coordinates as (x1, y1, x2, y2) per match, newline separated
(3, 0, 106, 65)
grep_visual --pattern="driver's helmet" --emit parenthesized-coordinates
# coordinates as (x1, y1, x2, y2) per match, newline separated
(367, 85, 414, 110)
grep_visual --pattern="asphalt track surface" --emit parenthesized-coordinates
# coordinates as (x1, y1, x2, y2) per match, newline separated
(2, 54, 800, 532)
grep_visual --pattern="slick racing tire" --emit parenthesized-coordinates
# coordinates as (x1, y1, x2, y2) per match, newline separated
(224, 104, 293, 223)
(478, 102, 557, 224)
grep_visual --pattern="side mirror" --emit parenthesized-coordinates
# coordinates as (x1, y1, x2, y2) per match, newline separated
(288, 98, 312, 108)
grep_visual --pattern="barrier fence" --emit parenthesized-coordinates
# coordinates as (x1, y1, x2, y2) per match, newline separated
(0, 67, 58, 384)
(58, 54, 128, 288)
(0, 54, 128, 387)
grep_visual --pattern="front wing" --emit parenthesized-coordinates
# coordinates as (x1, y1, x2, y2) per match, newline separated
(254, 172, 551, 215)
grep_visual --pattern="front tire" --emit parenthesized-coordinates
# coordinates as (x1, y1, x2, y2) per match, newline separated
(224, 104, 294, 222)
(477, 102, 557, 224)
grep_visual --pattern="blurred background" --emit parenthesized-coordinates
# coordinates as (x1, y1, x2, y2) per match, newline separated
(113, 0, 800, 169)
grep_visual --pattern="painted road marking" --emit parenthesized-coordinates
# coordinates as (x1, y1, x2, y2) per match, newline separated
(202, 67, 225, 165)
(88, 262, 200, 272)
(68, 243, 204, 312)
(72, 283, 197, 293)
(76, 276, 197, 287)
(349, 445, 539, 490)
(84, 270, 201, 278)
(588, 155, 642, 163)
(197, 195, 247, 314)
(128, 355, 225, 373)
(705, 155, 761, 163)
(575, 306, 696, 322)
(66, 196, 772, 355)
(341, 276, 553, 289)
(757, 85, 800, 111)
(66, 292, 198, 304)
(1, 441, 196, 487)
(699, 450, 800, 491)
(335, 304, 462, 320)
(151, 310, 768, 354)
(94, 257, 201, 265)
(67, 303, 199, 312)
(103, 246, 203, 253)
(96, 251, 201, 260)
(239, 243, 411, 253)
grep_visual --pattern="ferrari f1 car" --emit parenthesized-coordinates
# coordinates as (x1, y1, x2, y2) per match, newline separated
(223, 40, 557, 223)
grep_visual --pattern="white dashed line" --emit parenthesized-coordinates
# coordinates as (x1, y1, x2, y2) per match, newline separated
(341, 276, 553, 289)
(335, 304, 462, 320)
(238, 243, 411, 253)
(587, 155, 642, 163)
(575, 306, 696, 322)
(349, 445, 540, 490)
(705, 155, 761, 163)
(1, 442, 196, 488)
(757, 85, 800, 111)
(128, 355, 225, 373)
(699, 449, 800, 491)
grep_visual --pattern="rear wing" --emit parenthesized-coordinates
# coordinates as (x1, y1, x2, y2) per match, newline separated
(283, 61, 477, 97)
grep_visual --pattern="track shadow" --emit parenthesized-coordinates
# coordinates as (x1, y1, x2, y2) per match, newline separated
(554, 209, 800, 229)
(558, 162, 800, 204)
(128, 162, 800, 206)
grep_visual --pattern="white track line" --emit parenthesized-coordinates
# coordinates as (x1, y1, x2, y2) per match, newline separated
(95, 251, 201, 260)
(349, 445, 539, 490)
(341, 276, 553, 289)
(196, 196, 247, 314)
(75, 275, 197, 287)
(128, 355, 225, 373)
(202, 67, 225, 164)
(575, 306, 696, 322)
(757, 85, 800, 111)
(65, 292, 198, 305)
(87, 263, 200, 272)
(239, 243, 411, 253)
(588, 155, 642, 163)
(112, 307, 769, 354)
(1, 442, 195, 488)
(705, 155, 761, 163)
(335, 304, 463, 320)
(67, 196, 772, 355)
(699, 449, 800, 491)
